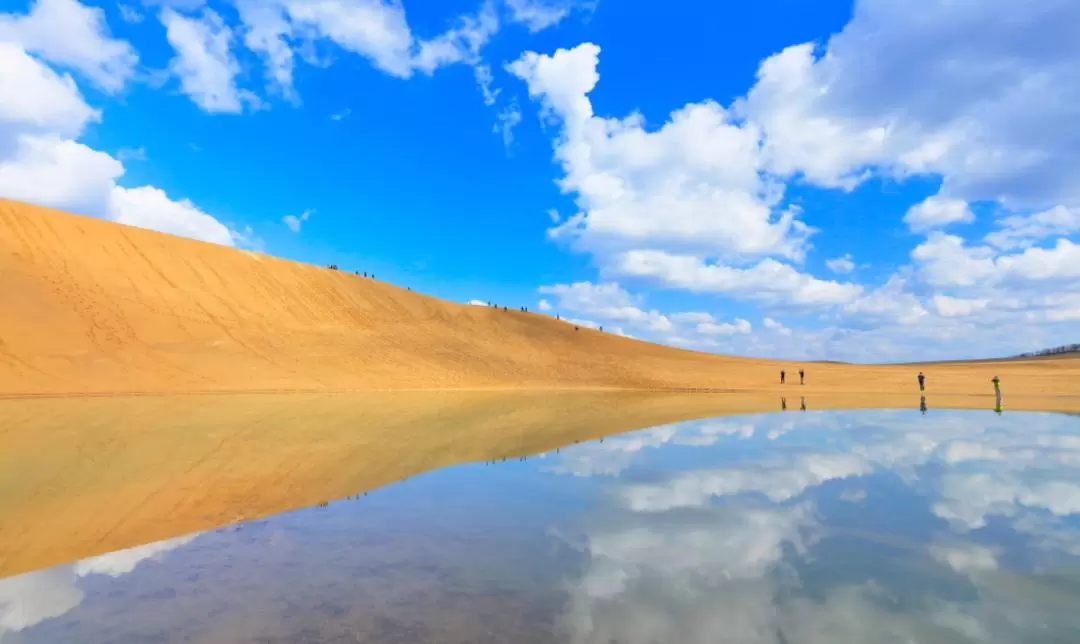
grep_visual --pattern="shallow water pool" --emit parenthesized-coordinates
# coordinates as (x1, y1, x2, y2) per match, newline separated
(3, 408, 1080, 643)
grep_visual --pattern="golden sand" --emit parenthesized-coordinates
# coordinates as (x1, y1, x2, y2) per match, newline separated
(4, 198, 1080, 398)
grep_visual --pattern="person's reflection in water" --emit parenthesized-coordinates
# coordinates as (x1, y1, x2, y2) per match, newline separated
(800, 396, 807, 411)
(920, 396, 927, 415)
(781, 396, 787, 411)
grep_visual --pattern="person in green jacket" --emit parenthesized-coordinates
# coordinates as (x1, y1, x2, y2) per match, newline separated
(992, 376, 1003, 412)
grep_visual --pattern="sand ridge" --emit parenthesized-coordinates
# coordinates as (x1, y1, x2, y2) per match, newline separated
(3, 198, 1080, 397)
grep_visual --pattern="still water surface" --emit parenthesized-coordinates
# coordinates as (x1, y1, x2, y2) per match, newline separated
(3, 409, 1080, 643)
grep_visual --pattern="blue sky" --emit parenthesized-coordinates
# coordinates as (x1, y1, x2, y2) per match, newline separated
(2, 0, 1079, 362)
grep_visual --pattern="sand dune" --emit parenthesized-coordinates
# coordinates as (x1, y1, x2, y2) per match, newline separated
(3, 198, 1080, 398)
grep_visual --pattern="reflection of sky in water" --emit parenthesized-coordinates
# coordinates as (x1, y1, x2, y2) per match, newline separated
(3, 410, 1080, 642)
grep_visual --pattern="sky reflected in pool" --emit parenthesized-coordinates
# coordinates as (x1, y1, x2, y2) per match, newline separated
(3, 409, 1080, 643)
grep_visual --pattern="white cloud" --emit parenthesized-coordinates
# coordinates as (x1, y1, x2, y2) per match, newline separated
(0, 39, 243, 248)
(697, 318, 751, 336)
(903, 195, 974, 232)
(235, 0, 503, 102)
(508, 2, 1080, 361)
(539, 281, 674, 332)
(282, 208, 312, 232)
(494, 102, 522, 147)
(109, 185, 237, 246)
(505, 0, 581, 32)
(412, 2, 498, 75)
(985, 205, 1080, 250)
(670, 312, 713, 325)
(841, 273, 928, 326)
(330, 108, 350, 121)
(509, 43, 813, 266)
(0, 41, 100, 142)
(736, 0, 1080, 210)
(537, 298, 552, 311)
(473, 63, 499, 105)
(0, 135, 122, 214)
(233, 0, 295, 100)
(612, 250, 863, 306)
(763, 317, 792, 336)
(162, 8, 253, 114)
(117, 146, 146, 162)
(913, 233, 1080, 289)
(0, 0, 138, 93)
(825, 254, 854, 274)
(467, 299, 486, 306)
(931, 295, 989, 318)
(118, 4, 144, 24)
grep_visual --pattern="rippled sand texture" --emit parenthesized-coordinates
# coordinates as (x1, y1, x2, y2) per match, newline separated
(4, 199, 1080, 398)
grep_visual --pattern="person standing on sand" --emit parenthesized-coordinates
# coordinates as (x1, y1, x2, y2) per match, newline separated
(781, 396, 787, 411)
(800, 396, 807, 411)
(799, 369, 805, 385)
(918, 372, 925, 391)
(780, 370, 786, 384)
(992, 376, 1003, 411)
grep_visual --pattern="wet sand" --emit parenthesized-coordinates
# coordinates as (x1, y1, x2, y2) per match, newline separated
(2, 390, 1078, 579)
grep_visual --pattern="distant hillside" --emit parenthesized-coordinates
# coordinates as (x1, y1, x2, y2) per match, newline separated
(1014, 344, 1080, 358)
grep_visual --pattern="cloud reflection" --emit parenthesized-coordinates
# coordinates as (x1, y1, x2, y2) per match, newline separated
(0, 532, 198, 637)
(551, 409, 1080, 643)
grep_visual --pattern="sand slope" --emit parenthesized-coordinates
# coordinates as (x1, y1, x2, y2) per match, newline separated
(2, 198, 1080, 397)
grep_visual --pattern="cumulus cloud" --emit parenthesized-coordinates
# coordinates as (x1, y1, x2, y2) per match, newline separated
(762, 317, 792, 336)
(0, 33, 244, 247)
(985, 205, 1080, 251)
(510, 0, 1080, 361)
(493, 101, 522, 147)
(903, 195, 974, 232)
(0, 136, 123, 213)
(233, 0, 507, 104)
(0, 41, 100, 142)
(612, 251, 863, 306)
(913, 233, 1080, 289)
(538, 282, 674, 332)
(736, 0, 1080, 209)
(282, 208, 312, 232)
(509, 44, 817, 265)
(825, 254, 854, 274)
(110, 185, 238, 245)
(0, 0, 138, 93)
(505, 0, 588, 32)
(697, 318, 751, 336)
(161, 8, 255, 113)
